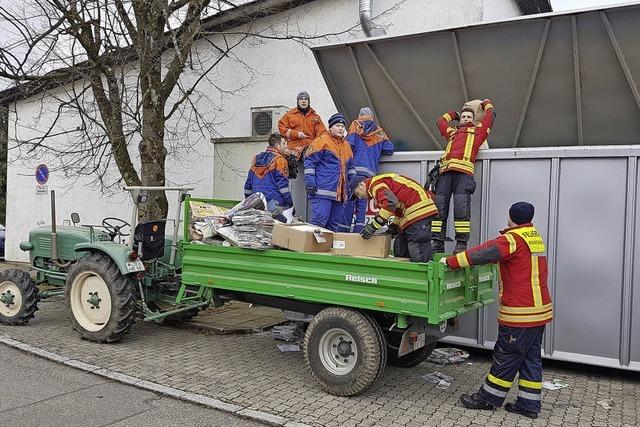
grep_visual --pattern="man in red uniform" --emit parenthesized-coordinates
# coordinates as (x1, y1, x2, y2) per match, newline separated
(278, 91, 327, 160)
(353, 173, 438, 263)
(432, 99, 495, 254)
(441, 202, 552, 419)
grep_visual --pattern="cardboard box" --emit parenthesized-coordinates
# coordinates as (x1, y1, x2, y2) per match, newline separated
(271, 222, 334, 253)
(331, 233, 391, 258)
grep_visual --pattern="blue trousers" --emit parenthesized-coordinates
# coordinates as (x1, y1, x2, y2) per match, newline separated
(477, 324, 545, 413)
(342, 198, 368, 233)
(309, 198, 349, 232)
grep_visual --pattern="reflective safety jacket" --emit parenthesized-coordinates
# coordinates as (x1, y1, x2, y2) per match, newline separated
(346, 114, 394, 178)
(278, 107, 326, 157)
(304, 132, 355, 201)
(244, 147, 292, 208)
(436, 100, 495, 175)
(364, 173, 438, 230)
(446, 223, 553, 328)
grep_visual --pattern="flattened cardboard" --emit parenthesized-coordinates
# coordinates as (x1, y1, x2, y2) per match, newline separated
(331, 233, 391, 258)
(272, 222, 334, 253)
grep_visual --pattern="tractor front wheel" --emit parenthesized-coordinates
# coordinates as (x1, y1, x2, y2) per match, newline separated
(65, 253, 136, 343)
(0, 270, 39, 325)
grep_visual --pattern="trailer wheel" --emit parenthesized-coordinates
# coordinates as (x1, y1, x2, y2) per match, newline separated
(362, 312, 388, 382)
(304, 307, 384, 396)
(0, 270, 39, 325)
(386, 331, 437, 368)
(65, 253, 136, 343)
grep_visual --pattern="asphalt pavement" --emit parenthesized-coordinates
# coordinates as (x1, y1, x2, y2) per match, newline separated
(0, 345, 262, 427)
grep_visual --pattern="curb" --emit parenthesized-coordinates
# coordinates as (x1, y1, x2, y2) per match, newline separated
(0, 335, 310, 427)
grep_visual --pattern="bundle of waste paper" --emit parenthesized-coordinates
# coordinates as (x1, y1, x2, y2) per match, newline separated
(426, 347, 470, 365)
(189, 193, 280, 249)
(271, 322, 305, 343)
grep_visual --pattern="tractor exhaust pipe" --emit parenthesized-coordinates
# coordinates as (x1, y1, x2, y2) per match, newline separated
(50, 190, 58, 260)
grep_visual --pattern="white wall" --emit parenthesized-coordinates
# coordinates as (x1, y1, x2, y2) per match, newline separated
(5, 0, 521, 261)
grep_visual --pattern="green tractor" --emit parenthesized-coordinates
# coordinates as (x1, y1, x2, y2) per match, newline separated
(0, 186, 210, 342)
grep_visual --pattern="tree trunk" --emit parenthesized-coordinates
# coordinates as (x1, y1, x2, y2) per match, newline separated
(136, 0, 169, 222)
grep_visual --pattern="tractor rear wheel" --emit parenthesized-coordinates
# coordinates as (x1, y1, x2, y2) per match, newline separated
(0, 270, 39, 325)
(65, 253, 136, 343)
(304, 307, 385, 396)
(386, 331, 437, 368)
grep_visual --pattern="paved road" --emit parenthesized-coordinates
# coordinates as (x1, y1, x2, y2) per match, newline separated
(1, 298, 639, 427)
(0, 345, 261, 427)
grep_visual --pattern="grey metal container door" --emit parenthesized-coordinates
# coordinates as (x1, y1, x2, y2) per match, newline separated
(376, 146, 640, 372)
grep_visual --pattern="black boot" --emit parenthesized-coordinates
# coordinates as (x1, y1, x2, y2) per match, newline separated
(453, 241, 467, 254)
(459, 393, 495, 410)
(505, 402, 538, 419)
(432, 240, 445, 254)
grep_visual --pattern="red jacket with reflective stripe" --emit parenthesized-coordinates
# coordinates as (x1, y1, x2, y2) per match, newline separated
(364, 173, 438, 230)
(436, 101, 495, 175)
(445, 223, 553, 327)
(278, 107, 326, 157)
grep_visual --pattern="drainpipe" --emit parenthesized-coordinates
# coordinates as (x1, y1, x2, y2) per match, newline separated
(359, 0, 386, 37)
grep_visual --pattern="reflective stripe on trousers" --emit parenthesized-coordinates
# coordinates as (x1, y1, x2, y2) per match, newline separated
(476, 324, 545, 413)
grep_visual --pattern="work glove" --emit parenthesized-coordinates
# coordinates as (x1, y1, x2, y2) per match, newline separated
(306, 186, 317, 196)
(387, 222, 400, 237)
(439, 257, 449, 267)
(360, 216, 386, 240)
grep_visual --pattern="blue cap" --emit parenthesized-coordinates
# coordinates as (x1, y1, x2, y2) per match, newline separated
(328, 113, 347, 128)
(509, 202, 535, 225)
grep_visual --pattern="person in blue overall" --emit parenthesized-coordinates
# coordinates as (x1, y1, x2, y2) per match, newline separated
(304, 113, 356, 231)
(343, 107, 394, 232)
(244, 133, 292, 212)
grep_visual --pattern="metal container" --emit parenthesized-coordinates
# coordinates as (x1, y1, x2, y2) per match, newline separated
(309, 2, 640, 371)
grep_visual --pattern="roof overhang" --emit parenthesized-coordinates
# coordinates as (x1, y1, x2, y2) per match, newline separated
(312, 1, 640, 150)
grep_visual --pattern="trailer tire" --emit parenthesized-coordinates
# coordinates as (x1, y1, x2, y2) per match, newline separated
(362, 312, 388, 383)
(304, 307, 384, 396)
(65, 253, 136, 343)
(386, 331, 437, 368)
(0, 270, 39, 325)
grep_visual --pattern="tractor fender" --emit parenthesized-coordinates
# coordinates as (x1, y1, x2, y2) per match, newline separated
(74, 242, 145, 275)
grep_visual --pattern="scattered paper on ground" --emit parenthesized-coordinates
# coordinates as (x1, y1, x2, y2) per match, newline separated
(422, 371, 453, 389)
(426, 348, 470, 365)
(596, 399, 614, 410)
(277, 344, 301, 352)
(542, 379, 569, 390)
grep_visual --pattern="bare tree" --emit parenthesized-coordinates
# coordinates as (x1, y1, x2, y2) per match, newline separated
(0, 0, 403, 220)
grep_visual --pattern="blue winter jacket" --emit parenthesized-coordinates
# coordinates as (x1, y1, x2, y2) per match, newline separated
(346, 118, 394, 178)
(244, 147, 292, 208)
(304, 132, 356, 201)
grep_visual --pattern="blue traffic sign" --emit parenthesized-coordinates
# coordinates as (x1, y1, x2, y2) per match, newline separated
(35, 164, 49, 185)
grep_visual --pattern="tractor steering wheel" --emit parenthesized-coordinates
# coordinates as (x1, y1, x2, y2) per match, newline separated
(101, 217, 131, 238)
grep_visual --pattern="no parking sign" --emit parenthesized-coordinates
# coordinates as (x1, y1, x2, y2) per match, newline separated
(35, 164, 49, 184)
(35, 163, 49, 194)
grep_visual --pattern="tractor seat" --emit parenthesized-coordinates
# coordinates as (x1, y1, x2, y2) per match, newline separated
(133, 221, 166, 261)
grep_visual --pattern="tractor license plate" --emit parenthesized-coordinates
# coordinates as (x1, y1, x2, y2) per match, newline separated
(126, 259, 145, 272)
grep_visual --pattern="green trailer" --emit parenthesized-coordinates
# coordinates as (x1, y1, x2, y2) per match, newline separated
(175, 196, 495, 395)
(1, 188, 495, 396)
